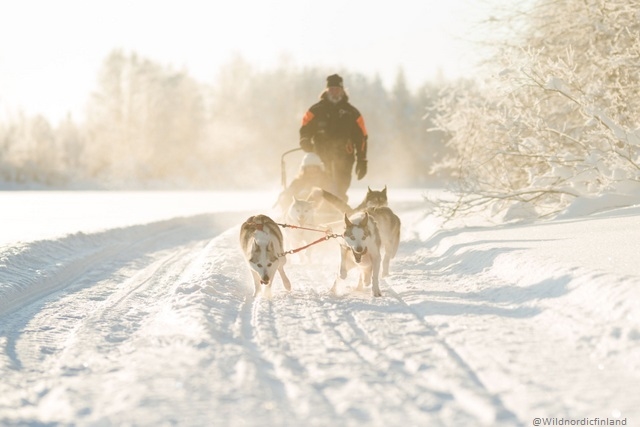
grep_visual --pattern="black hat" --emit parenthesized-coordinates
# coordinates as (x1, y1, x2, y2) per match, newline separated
(326, 74, 344, 88)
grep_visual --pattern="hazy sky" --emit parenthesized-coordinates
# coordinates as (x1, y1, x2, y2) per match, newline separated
(0, 0, 494, 123)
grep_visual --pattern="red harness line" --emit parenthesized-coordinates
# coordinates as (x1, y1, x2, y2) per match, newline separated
(276, 222, 342, 257)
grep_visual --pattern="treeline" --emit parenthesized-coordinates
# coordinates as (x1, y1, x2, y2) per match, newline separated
(0, 50, 453, 190)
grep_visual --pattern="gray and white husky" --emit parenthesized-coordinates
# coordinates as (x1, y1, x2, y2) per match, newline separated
(284, 197, 317, 262)
(285, 196, 316, 228)
(365, 206, 400, 278)
(239, 214, 292, 297)
(322, 187, 400, 277)
(331, 211, 383, 297)
(321, 186, 389, 214)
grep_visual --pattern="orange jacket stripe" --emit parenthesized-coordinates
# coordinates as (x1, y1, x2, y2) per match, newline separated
(356, 115, 368, 137)
(301, 110, 315, 126)
(356, 116, 368, 153)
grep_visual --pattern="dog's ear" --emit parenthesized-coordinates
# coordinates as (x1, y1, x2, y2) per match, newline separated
(361, 212, 369, 227)
(344, 213, 352, 227)
(382, 186, 387, 195)
(306, 187, 323, 203)
(367, 186, 372, 193)
(307, 193, 322, 208)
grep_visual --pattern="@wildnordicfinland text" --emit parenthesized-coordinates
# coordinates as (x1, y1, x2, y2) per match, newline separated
(532, 417, 627, 426)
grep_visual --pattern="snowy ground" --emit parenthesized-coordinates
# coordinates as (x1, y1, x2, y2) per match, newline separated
(0, 188, 638, 426)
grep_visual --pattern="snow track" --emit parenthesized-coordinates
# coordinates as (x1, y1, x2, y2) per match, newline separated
(1, 192, 638, 426)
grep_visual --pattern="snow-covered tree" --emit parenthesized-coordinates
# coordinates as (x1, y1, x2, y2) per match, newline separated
(433, 0, 640, 219)
(0, 113, 66, 184)
(85, 50, 205, 184)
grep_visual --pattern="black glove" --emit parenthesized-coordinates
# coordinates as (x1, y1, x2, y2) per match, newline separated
(355, 159, 367, 180)
(300, 138, 313, 152)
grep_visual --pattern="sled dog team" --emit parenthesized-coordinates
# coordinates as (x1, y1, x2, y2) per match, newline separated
(239, 187, 401, 298)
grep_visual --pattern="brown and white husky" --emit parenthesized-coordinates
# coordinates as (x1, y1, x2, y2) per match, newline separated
(239, 214, 292, 297)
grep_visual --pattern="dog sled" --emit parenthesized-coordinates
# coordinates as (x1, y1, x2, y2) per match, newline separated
(278, 147, 344, 226)
(279, 147, 304, 189)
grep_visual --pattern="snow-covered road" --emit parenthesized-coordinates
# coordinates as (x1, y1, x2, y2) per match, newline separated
(0, 190, 637, 426)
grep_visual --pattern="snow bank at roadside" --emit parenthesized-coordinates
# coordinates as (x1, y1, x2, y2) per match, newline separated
(0, 213, 239, 317)
(418, 198, 640, 402)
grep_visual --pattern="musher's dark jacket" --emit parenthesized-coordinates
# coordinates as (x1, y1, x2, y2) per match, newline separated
(299, 94, 368, 163)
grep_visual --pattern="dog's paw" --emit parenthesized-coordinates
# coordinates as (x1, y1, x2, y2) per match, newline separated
(329, 284, 338, 295)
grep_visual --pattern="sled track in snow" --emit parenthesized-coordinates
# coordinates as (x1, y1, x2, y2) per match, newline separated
(383, 283, 520, 425)
(230, 255, 523, 426)
(0, 213, 238, 317)
(1, 206, 527, 426)
(188, 213, 526, 426)
(2, 191, 639, 425)
(0, 220, 214, 373)
(0, 213, 242, 424)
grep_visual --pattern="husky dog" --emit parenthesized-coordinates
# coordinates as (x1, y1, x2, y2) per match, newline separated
(366, 206, 400, 277)
(284, 197, 317, 262)
(331, 211, 382, 297)
(322, 186, 400, 277)
(239, 214, 292, 297)
(286, 196, 316, 227)
(321, 186, 388, 214)
(355, 186, 389, 210)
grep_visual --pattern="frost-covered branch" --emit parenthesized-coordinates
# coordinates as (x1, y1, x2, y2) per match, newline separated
(432, 0, 640, 221)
